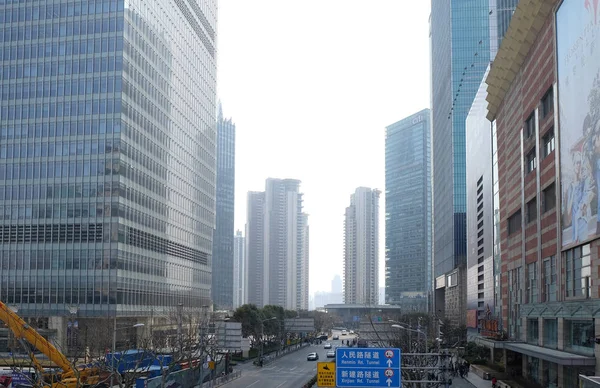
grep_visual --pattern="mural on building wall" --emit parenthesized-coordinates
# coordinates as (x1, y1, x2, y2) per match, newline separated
(558, 0, 600, 247)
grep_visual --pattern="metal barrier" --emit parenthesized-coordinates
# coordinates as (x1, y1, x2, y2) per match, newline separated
(199, 370, 241, 388)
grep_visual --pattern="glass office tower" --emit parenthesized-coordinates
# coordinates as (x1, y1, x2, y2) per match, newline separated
(385, 110, 431, 313)
(212, 103, 235, 310)
(0, 0, 217, 323)
(431, 0, 491, 324)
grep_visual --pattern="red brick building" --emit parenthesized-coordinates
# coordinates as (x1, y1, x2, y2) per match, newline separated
(485, 0, 600, 385)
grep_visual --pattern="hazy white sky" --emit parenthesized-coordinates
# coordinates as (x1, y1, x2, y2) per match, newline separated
(217, 1, 432, 296)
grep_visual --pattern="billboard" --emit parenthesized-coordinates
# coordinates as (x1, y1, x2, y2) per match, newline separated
(557, 0, 600, 247)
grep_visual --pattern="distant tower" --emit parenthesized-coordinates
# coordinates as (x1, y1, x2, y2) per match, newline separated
(246, 192, 266, 307)
(245, 179, 309, 309)
(233, 230, 245, 308)
(212, 102, 236, 309)
(344, 187, 380, 305)
(332, 275, 343, 294)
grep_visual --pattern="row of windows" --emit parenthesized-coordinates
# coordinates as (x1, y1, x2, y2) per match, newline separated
(510, 183, 557, 232)
(1, 54, 123, 79)
(0, 182, 112, 201)
(1, 138, 120, 159)
(0, 248, 198, 284)
(1, 138, 168, 181)
(0, 181, 168, 217)
(0, 159, 116, 180)
(0, 17, 123, 46)
(1, 97, 122, 120)
(0, 1, 125, 22)
(1, 119, 120, 139)
(1, 203, 116, 221)
(2, 75, 122, 101)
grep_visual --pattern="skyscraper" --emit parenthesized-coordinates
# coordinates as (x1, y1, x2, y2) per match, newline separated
(245, 192, 266, 307)
(385, 110, 431, 313)
(344, 187, 380, 305)
(430, 0, 494, 325)
(0, 0, 218, 345)
(233, 230, 245, 309)
(245, 179, 309, 309)
(212, 103, 236, 310)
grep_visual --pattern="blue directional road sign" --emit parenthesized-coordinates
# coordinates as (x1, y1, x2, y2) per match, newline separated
(335, 347, 401, 387)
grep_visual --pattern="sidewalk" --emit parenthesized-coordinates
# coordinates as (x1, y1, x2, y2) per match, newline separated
(464, 372, 491, 388)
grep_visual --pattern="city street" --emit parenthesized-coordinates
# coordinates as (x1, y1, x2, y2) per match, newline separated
(225, 342, 329, 388)
(222, 330, 483, 388)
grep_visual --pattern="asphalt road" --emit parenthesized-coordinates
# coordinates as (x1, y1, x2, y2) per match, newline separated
(225, 333, 354, 388)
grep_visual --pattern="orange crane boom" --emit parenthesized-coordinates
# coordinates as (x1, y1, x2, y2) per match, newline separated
(0, 301, 103, 387)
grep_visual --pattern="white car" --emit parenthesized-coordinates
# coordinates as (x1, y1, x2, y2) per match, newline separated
(307, 352, 319, 361)
(326, 350, 336, 358)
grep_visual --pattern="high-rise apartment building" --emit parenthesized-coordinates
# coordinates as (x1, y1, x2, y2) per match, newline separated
(212, 103, 236, 310)
(245, 179, 308, 310)
(0, 0, 218, 347)
(430, 0, 515, 325)
(385, 110, 431, 313)
(343, 187, 380, 305)
(233, 230, 245, 309)
(245, 191, 265, 307)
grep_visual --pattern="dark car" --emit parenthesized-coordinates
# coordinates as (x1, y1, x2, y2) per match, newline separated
(317, 334, 328, 341)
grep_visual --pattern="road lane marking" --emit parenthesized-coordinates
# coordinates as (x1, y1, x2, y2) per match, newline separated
(275, 382, 287, 388)
(246, 380, 260, 388)
(290, 366, 297, 371)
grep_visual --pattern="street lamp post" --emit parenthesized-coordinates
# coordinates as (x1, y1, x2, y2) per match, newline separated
(391, 324, 428, 352)
(110, 321, 145, 388)
(259, 317, 277, 366)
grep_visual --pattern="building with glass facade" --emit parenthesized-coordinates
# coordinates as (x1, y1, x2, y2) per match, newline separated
(212, 103, 235, 310)
(343, 187, 380, 305)
(431, 0, 515, 326)
(0, 0, 217, 348)
(385, 109, 431, 313)
(465, 67, 497, 335)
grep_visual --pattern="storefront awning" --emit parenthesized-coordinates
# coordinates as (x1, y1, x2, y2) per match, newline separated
(504, 342, 596, 366)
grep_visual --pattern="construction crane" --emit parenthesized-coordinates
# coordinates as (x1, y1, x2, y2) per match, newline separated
(0, 301, 105, 387)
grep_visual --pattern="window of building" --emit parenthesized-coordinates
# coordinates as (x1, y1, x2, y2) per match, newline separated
(542, 256, 556, 302)
(527, 262, 538, 304)
(526, 148, 537, 173)
(508, 210, 521, 235)
(544, 319, 557, 349)
(542, 183, 556, 213)
(543, 129, 555, 157)
(525, 113, 536, 138)
(526, 198, 537, 223)
(527, 318, 539, 345)
(565, 244, 591, 298)
(564, 319, 594, 355)
(542, 87, 554, 118)
(447, 272, 458, 288)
